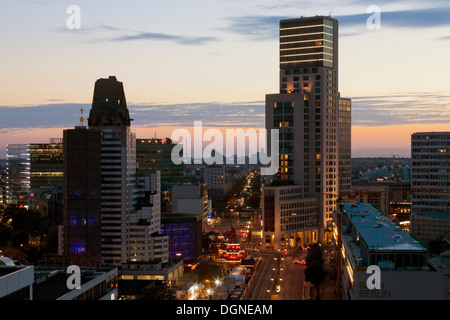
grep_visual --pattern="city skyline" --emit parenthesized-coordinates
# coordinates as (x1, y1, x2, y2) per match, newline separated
(1, 1, 450, 158)
(1, 3, 450, 304)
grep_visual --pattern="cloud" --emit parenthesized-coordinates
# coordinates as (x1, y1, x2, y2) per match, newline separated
(54, 23, 219, 46)
(351, 92, 450, 127)
(0, 101, 265, 130)
(224, 15, 288, 40)
(223, 6, 450, 40)
(2, 91, 449, 131)
(108, 31, 219, 45)
(338, 6, 450, 29)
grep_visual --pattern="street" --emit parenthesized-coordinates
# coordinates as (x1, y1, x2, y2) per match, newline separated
(244, 248, 307, 300)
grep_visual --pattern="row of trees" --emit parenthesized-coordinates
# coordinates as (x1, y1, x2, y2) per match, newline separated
(304, 243, 328, 300)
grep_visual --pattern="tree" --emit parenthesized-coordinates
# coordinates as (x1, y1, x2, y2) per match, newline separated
(305, 243, 324, 266)
(11, 230, 28, 248)
(247, 224, 253, 243)
(195, 261, 222, 284)
(142, 280, 173, 300)
(0, 224, 13, 247)
(304, 260, 327, 300)
(246, 193, 261, 209)
(40, 225, 59, 254)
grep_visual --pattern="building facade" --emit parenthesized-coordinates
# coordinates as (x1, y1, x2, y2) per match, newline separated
(262, 184, 320, 249)
(411, 132, 450, 213)
(62, 76, 168, 267)
(411, 132, 450, 243)
(29, 138, 64, 195)
(171, 183, 211, 232)
(136, 138, 184, 183)
(262, 16, 351, 247)
(5, 144, 30, 207)
(333, 203, 449, 300)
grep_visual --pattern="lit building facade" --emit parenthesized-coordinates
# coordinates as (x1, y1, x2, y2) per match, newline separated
(262, 184, 320, 249)
(136, 138, 184, 183)
(263, 16, 351, 247)
(28, 138, 64, 214)
(339, 97, 352, 195)
(29, 138, 64, 194)
(5, 144, 30, 207)
(136, 137, 185, 213)
(160, 212, 202, 262)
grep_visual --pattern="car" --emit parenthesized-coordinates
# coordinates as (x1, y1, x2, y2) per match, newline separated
(300, 259, 306, 265)
(294, 259, 300, 264)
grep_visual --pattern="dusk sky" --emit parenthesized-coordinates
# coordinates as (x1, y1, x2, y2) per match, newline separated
(1, 0, 450, 158)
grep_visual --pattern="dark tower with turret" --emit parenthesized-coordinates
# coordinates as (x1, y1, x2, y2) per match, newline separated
(87, 76, 132, 127)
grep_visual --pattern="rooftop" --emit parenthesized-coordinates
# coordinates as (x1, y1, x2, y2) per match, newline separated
(33, 268, 117, 300)
(340, 203, 426, 252)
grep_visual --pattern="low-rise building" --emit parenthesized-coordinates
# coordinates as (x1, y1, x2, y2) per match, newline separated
(1, 257, 119, 300)
(333, 202, 450, 300)
(410, 211, 450, 244)
(262, 184, 320, 250)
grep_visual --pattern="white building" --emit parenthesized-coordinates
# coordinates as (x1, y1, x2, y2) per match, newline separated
(262, 185, 320, 249)
(172, 184, 211, 231)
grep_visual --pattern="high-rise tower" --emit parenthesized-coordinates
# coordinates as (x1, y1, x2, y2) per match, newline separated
(62, 76, 168, 266)
(263, 16, 351, 247)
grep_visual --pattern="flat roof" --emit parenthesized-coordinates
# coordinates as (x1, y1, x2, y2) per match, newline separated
(0, 265, 30, 278)
(280, 15, 338, 23)
(341, 203, 426, 252)
(33, 272, 91, 300)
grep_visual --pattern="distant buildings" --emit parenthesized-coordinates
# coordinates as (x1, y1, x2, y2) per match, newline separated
(203, 165, 232, 203)
(136, 137, 184, 183)
(171, 184, 211, 232)
(28, 139, 64, 222)
(352, 165, 413, 226)
(3, 139, 64, 213)
(29, 139, 64, 195)
(5, 144, 30, 207)
(136, 137, 185, 213)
